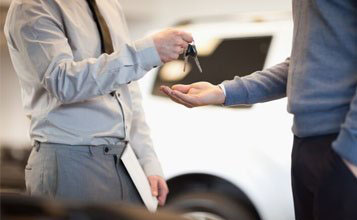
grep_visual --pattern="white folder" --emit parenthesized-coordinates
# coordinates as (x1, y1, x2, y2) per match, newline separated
(121, 144, 159, 212)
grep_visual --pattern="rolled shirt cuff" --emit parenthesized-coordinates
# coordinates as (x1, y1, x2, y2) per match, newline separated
(134, 37, 163, 71)
(221, 77, 249, 106)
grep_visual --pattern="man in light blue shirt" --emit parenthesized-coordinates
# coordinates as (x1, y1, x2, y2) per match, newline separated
(4, 0, 193, 206)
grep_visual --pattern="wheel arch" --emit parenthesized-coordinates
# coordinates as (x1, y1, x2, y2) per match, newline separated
(166, 173, 261, 220)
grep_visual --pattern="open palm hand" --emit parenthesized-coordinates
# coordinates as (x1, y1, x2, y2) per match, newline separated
(160, 82, 225, 108)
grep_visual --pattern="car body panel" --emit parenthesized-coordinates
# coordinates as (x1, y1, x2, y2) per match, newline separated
(140, 17, 295, 220)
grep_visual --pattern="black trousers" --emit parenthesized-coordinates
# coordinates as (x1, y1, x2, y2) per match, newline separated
(291, 134, 357, 220)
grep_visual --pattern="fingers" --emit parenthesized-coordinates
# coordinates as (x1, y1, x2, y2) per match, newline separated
(160, 86, 194, 108)
(160, 85, 196, 107)
(160, 85, 173, 95)
(169, 93, 194, 108)
(343, 159, 357, 178)
(152, 29, 192, 63)
(148, 177, 158, 197)
(148, 176, 169, 206)
(157, 178, 169, 206)
(175, 39, 189, 51)
(174, 46, 185, 55)
(172, 90, 200, 106)
(172, 84, 191, 93)
(179, 31, 193, 43)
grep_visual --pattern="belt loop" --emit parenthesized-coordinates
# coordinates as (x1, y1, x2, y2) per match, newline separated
(34, 141, 41, 152)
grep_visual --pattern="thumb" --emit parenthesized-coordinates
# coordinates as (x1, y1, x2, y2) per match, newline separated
(172, 84, 191, 93)
(179, 31, 193, 43)
(149, 177, 159, 197)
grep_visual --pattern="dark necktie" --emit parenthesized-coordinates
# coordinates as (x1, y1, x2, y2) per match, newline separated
(86, 0, 114, 54)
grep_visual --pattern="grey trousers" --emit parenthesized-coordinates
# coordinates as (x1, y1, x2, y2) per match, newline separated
(25, 142, 143, 205)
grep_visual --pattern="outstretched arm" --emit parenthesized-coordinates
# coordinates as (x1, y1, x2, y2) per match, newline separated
(6, 1, 192, 104)
(161, 58, 290, 107)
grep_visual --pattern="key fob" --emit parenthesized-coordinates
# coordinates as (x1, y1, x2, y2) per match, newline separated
(185, 44, 197, 57)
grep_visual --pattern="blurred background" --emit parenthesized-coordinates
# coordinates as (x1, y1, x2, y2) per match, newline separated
(0, 1, 294, 220)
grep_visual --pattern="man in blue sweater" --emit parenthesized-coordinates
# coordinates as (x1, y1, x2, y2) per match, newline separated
(161, 0, 357, 219)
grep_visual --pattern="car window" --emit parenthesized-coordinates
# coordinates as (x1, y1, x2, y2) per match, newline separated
(152, 36, 273, 100)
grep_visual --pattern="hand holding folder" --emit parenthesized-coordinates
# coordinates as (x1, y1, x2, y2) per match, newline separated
(121, 144, 167, 212)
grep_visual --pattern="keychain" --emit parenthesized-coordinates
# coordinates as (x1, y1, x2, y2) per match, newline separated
(183, 41, 203, 73)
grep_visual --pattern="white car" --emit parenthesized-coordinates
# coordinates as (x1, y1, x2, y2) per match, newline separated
(140, 13, 295, 220)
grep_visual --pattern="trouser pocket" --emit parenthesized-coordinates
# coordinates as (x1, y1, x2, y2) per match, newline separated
(25, 147, 58, 198)
(314, 148, 357, 220)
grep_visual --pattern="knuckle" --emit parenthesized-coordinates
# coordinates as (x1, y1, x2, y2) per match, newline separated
(174, 38, 183, 45)
(174, 38, 181, 45)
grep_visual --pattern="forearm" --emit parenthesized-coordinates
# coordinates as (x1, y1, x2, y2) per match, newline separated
(129, 82, 165, 177)
(131, 128, 164, 178)
(42, 40, 160, 104)
(222, 58, 290, 106)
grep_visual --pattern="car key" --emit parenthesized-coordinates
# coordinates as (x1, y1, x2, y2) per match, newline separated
(183, 53, 189, 72)
(183, 42, 203, 73)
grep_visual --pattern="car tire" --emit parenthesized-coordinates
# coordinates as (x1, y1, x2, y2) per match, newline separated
(165, 192, 259, 220)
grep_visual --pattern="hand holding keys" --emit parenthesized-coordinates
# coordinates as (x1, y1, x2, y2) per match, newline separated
(183, 41, 203, 73)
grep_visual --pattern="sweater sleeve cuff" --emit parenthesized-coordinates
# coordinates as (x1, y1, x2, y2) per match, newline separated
(332, 128, 357, 165)
(134, 37, 163, 71)
(222, 77, 249, 106)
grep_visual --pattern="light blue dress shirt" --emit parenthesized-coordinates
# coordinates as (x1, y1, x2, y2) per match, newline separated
(4, 0, 164, 177)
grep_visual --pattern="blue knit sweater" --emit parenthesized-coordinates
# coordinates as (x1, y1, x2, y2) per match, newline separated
(222, 0, 357, 164)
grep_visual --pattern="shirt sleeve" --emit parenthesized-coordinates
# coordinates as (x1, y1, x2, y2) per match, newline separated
(9, 2, 161, 104)
(218, 84, 227, 96)
(128, 82, 165, 178)
(222, 58, 290, 106)
(332, 86, 357, 165)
